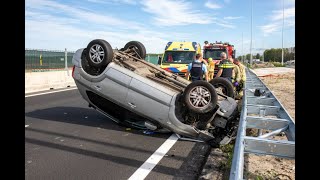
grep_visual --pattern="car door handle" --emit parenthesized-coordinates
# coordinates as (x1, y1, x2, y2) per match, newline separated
(94, 85, 101, 91)
(128, 102, 136, 108)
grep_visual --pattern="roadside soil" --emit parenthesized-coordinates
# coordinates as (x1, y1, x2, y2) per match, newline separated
(199, 67, 295, 180)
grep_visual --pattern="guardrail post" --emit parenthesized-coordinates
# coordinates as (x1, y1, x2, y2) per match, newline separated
(65, 48, 69, 76)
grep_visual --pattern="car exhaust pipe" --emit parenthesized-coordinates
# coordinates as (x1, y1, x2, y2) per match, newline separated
(144, 121, 158, 130)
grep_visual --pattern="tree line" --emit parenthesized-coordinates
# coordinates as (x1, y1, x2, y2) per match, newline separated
(237, 47, 295, 62)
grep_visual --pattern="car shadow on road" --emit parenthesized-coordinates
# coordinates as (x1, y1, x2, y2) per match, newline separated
(25, 136, 181, 177)
(25, 106, 169, 139)
(25, 127, 186, 162)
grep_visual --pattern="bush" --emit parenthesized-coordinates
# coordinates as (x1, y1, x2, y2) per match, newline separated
(271, 62, 286, 67)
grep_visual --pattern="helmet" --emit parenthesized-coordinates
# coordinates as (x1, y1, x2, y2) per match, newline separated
(208, 58, 213, 62)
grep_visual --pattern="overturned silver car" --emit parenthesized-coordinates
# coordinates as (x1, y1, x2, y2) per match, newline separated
(72, 39, 238, 147)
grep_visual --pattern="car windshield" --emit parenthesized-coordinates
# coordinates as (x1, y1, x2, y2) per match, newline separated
(162, 51, 196, 64)
(204, 49, 227, 60)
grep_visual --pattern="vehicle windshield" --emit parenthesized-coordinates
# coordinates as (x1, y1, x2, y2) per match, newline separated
(204, 49, 227, 60)
(162, 51, 196, 64)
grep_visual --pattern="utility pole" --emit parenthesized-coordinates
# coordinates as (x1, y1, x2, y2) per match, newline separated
(262, 39, 264, 62)
(242, 32, 244, 63)
(281, 0, 284, 65)
(250, 0, 253, 66)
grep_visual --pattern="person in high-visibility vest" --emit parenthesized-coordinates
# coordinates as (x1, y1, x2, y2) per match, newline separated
(216, 52, 234, 83)
(207, 57, 215, 81)
(231, 57, 241, 85)
(40, 54, 43, 66)
(233, 58, 246, 99)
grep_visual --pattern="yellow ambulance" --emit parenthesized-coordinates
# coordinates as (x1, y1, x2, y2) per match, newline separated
(159, 41, 201, 77)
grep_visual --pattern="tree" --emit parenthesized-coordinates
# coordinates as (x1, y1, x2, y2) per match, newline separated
(256, 53, 260, 60)
(246, 54, 251, 60)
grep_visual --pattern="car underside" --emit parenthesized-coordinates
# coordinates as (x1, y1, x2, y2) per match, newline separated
(72, 39, 239, 147)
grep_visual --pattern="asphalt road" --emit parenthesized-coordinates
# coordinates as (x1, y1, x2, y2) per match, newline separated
(25, 88, 211, 180)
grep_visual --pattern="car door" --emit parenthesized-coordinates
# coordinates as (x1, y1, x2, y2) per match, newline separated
(126, 77, 174, 123)
(91, 66, 132, 106)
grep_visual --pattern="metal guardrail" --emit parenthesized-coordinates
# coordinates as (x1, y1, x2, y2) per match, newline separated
(229, 68, 295, 180)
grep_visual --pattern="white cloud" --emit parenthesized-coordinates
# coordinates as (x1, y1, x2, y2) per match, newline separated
(223, 16, 243, 20)
(271, 7, 295, 21)
(260, 6, 295, 36)
(280, 0, 295, 8)
(205, 1, 222, 9)
(26, 17, 170, 53)
(26, 0, 143, 30)
(141, 0, 213, 26)
(25, 0, 178, 53)
(87, 0, 137, 5)
(213, 21, 235, 28)
(260, 23, 279, 35)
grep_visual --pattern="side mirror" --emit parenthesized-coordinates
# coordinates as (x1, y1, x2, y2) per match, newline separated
(232, 50, 236, 59)
(158, 56, 162, 65)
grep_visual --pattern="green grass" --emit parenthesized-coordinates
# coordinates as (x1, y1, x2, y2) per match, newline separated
(271, 62, 286, 67)
(220, 144, 234, 170)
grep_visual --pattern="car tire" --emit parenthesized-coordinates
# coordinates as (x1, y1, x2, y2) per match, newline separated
(86, 39, 114, 68)
(209, 77, 235, 98)
(183, 81, 217, 114)
(124, 41, 146, 59)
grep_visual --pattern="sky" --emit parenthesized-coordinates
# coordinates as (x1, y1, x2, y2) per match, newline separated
(25, 0, 295, 55)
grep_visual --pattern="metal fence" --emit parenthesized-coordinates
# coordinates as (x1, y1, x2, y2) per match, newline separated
(25, 49, 162, 71)
(145, 54, 161, 65)
(25, 49, 75, 72)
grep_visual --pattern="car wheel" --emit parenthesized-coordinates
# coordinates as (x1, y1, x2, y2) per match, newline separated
(183, 81, 217, 114)
(209, 77, 235, 98)
(86, 39, 114, 68)
(124, 41, 146, 59)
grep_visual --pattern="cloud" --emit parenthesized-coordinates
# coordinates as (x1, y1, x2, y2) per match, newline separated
(141, 0, 213, 26)
(87, 0, 137, 5)
(213, 21, 235, 28)
(280, 0, 295, 8)
(223, 16, 243, 20)
(205, 1, 222, 9)
(260, 7, 295, 36)
(25, 0, 180, 53)
(26, 0, 143, 30)
(26, 17, 170, 53)
(271, 7, 295, 21)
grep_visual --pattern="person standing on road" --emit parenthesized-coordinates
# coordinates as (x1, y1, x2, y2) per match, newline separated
(207, 57, 215, 81)
(185, 53, 209, 82)
(233, 58, 246, 99)
(216, 52, 234, 82)
(231, 57, 241, 85)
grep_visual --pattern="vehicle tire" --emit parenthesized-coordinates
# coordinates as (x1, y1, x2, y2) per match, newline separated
(209, 77, 234, 98)
(183, 81, 218, 114)
(86, 39, 114, 68)
(124, 41, 146, 59)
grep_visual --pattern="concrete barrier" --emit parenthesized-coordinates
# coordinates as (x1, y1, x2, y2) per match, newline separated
(25, 68, 76, 93)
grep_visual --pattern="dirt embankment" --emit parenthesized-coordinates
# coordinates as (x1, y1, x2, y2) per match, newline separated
(259, 72, 295, 120)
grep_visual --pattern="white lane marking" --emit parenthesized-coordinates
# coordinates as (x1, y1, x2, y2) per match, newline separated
(25, 87, 77, 97)
(25, 125, 29, 127)
(128, 134, 179, 180)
